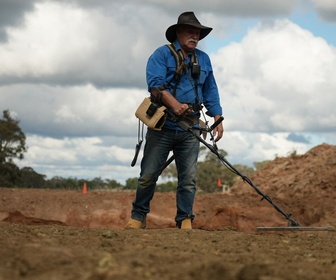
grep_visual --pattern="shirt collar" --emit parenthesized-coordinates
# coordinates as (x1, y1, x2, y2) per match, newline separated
(173, 40, 195, 58)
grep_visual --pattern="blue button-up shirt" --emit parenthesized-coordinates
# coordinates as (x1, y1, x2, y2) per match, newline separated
(146, 40, 222, 130)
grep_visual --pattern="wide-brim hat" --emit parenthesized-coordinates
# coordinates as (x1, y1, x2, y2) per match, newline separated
(165, 11, 212, 43)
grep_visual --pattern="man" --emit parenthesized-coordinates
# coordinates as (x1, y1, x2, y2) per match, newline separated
(125, 11, 223, 229)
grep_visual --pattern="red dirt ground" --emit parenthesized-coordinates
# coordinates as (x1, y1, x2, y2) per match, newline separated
(1, 143, 335, 279)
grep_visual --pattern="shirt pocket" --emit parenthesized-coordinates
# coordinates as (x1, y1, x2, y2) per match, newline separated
(166, 60, 177, 81)
(197, 68, 208, 87)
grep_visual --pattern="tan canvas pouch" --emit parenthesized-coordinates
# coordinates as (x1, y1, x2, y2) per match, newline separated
(135, 97, 167, 130)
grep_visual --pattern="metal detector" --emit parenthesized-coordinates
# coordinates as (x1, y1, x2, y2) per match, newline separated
(165, 116, 335, 232)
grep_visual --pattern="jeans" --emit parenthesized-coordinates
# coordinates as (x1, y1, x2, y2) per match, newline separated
(131, 127, 200, 224)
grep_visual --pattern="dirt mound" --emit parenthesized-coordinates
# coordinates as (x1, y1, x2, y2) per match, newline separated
(231, 143, 336, 195)
(230, 143, 336, 227)
(3, 211, 66, 226)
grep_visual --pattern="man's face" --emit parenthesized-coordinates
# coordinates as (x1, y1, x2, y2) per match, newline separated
(176, 26, 201, 52)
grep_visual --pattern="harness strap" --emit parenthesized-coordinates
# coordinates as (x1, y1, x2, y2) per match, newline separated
(166, 43, 198, 98)
(190, 49, 199, 65)
(166, 43, 185, 83)
(165, 43, 201, 109)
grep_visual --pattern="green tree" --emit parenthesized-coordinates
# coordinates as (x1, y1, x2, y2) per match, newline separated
(0, 110, 27, 164)
(0, 162, 20, 187)
(90, 177, 105, 190)
(105, 179, 123, 189)
(125, 177, 138, 190)
(196, 147, 255, 192)
(217, 164, 254, 189)
(157, 181, 177, 192)
(0, 110, 29, 187)
(196, 147, 228, 192)
(19, 167, 46, 188)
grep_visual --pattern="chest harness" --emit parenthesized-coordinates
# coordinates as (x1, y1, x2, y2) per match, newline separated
(153, 43, 203, 112)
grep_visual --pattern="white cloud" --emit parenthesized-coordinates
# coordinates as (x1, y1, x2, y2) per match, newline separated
(15, 134, 138, 182)
(217, 131, 314, 166)
(0, 1, 158, 88)
(213, 19, 336, 133)
(0, 84, 145, 138)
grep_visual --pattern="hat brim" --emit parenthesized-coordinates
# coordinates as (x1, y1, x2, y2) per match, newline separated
(165, 23, 212, 43)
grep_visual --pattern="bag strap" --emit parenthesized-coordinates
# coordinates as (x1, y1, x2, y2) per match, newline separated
(166, 43, 185, 84)
(131, 119, 144, 167)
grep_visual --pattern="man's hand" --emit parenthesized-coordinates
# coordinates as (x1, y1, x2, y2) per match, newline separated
(172, 103, 192, 115)
(212, 115, 224, 142)
(159, 90, 192, 115)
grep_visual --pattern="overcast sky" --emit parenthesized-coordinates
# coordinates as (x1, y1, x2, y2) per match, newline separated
(1, 0, 335, 184)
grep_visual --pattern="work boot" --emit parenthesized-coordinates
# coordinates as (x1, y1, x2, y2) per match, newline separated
(124, 218, 146, 229)
(177, 218, 192, 230)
